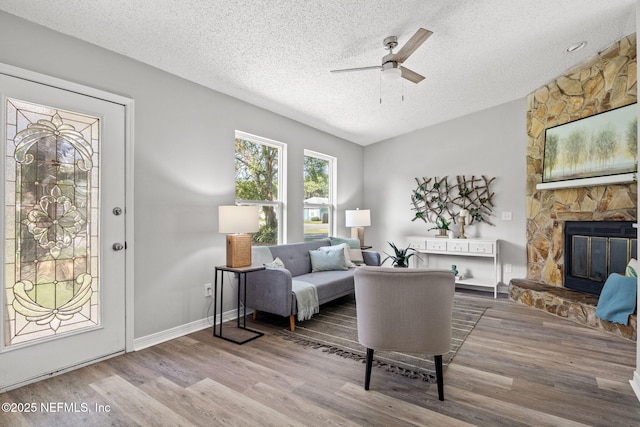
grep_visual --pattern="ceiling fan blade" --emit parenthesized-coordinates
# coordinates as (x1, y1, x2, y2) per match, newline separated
(394, 28, 433, 63)
(400, 66, 425, 83)
(330, 65, 381, 73)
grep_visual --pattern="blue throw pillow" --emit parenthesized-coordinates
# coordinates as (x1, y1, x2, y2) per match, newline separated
(329, 236, 360, 249)
(595, 273, 637, 325)
(329, 236, 364, 264)
(309, 248, 349, 272)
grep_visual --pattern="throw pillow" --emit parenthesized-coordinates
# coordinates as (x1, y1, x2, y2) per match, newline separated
(264, 257, 286, 269)
(319, 243, 356, 268)
(626, 258, 638, 277)
(309, 248, 349, 272)
(329, 236, 360, 249)
(348, 248, 365, 265)
(595, 273, 637, 325)
(329, 236, 364, 264)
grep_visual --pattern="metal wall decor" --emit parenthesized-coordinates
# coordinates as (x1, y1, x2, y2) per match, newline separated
(411, 175, 496, 225)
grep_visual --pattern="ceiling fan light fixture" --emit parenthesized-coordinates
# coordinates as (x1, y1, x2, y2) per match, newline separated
(382, 66, 402, 81)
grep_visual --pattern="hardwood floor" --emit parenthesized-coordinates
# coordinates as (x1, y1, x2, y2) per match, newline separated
(2, 291, 639, 426)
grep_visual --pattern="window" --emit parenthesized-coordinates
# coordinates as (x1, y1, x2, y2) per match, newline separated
(304, 150, 336, 241)
(235, 131, 287, 245)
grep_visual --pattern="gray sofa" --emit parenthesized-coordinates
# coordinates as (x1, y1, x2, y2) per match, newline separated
(245, 239, 380, 331)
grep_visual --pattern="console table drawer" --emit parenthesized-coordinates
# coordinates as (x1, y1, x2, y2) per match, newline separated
(447, 241, 469, 253)
(407, 239, 426, 250)
(469, 242, 494, 255)
(426, 240, 447, 251)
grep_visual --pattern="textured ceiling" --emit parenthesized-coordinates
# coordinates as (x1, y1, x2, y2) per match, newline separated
(0, 1, 636, 145)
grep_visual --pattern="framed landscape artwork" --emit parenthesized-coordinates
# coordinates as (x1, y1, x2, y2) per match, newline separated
(542, 103, 637, 183)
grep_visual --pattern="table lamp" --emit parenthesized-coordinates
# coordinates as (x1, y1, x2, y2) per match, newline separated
(218, 205, 259, 268)
(345, 208, 371, 247)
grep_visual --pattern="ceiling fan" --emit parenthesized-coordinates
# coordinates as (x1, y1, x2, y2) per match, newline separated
(330, 28, 433, 83)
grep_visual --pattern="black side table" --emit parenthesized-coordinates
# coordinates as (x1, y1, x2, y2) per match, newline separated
(213, 265, 265, 344)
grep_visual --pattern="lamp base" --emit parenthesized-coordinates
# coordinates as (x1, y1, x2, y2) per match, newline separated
(226, 234, 252, 268)
(351, 227, 365, 248)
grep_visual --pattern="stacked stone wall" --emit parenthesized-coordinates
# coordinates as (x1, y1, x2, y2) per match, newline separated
(526, 34, 637, 286)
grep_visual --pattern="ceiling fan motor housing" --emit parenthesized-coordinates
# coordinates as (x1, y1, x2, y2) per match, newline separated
(381, 60, 400, 71)
(383, 35, 398, 50)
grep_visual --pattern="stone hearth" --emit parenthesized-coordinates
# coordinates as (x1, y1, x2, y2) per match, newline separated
(510, 279, 636, 341)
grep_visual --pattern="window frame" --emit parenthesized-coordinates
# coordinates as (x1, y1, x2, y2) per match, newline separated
(303, 149, 337, 241)
(235, 130, 287, 245)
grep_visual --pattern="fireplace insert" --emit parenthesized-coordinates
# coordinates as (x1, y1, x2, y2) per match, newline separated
(564, 221, 637, 295)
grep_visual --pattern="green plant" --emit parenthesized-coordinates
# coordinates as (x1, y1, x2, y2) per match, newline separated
(382, 242, 419, 267)
(428, 217, 451, 232)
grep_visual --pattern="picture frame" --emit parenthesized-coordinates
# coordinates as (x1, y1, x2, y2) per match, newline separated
(541, 103, 637, 187)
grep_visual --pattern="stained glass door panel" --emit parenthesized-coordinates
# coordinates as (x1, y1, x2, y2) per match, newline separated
(6, 98, 99, 345)
(0, 73, 125, 391)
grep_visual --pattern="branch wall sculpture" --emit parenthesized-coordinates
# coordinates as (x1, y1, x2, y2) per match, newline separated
(411, 175, 496, 225)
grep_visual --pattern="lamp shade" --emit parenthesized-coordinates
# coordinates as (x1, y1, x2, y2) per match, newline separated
(345, 209, 371, 227)
(218, 205, 259, 233)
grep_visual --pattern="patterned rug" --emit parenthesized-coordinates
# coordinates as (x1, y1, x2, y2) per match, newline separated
(281, 294, 487, 383)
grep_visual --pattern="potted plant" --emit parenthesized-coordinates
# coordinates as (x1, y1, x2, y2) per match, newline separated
(382, 242, 419, 268)
(429, 217, 451, 237)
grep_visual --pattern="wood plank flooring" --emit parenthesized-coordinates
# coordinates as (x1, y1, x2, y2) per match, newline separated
(1, 291, 639, 426)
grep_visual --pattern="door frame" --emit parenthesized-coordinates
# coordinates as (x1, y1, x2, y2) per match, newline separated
(0, 62, 135, 354)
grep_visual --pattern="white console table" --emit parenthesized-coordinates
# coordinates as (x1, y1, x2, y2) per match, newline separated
(406, 236, 500, 298)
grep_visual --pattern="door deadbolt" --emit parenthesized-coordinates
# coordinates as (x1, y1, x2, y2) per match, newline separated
(112, 243, 125, 251)
(113, 207, 123, 216)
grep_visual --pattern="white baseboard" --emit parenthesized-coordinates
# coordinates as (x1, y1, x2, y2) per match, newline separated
(630, 371, 640, 403)
(133, 307, 239, 351)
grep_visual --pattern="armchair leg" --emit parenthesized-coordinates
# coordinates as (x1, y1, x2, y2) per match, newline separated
(252, 310, 258, 321)
(289, 314, 296, 332)
(434, 354, 444, 401)
(364, 348, 374, 390)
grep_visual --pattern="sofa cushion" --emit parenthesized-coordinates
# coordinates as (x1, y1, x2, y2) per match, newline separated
(269, 240, 329, 277)
(296, 270, 356, 304)
(309, 249, 349, 272)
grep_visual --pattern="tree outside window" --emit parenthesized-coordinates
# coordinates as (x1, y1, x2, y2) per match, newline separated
(235, 132, 286, 245)
(304, 150, 336, 241)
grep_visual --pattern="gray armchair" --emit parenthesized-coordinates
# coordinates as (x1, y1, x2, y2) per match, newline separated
(354, 266, 455, 401)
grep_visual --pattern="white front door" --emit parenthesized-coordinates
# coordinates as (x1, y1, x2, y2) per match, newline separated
(0, 73, 126, 391)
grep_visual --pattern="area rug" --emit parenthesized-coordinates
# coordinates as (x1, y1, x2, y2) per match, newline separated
(280, 295, 487, 383)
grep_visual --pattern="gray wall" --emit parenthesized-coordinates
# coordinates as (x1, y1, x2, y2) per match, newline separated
(0, 11, 365, 338)
(363, 98, 528, 284)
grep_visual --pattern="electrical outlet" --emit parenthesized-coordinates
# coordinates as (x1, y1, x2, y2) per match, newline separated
(204, 283, 213, 297)
(505, 264, 512, 273)
(501, 211, 513, 221)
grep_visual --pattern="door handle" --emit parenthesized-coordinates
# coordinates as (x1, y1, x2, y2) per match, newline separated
(112, 243, 125, 251)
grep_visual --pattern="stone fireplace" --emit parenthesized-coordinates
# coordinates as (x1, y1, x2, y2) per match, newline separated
(511, 33, 638, 341)
(526, 34, 637, 289)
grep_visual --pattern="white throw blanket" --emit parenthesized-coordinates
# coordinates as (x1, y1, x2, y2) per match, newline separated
(292, 280, 320, 321)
